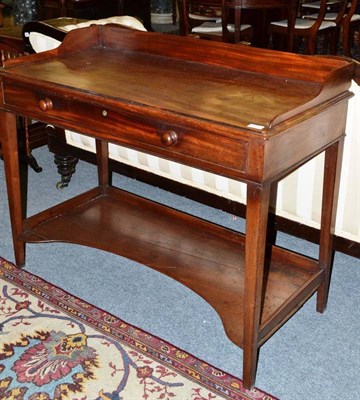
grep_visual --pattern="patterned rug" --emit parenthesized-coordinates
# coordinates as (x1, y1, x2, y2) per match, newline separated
(0, 257, 277, 400)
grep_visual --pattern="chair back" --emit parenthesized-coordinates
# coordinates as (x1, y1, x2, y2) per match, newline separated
(177, 0, 222, 36)
(342, 0, 359, 25)
(341, 0, 359, 56)
(306, 0, 348, 33)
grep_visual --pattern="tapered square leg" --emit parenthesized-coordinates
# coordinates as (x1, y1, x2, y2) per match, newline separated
(243, 183, 271, 389)
(317, 139, 344, 313)
(0, 111, 26, 266)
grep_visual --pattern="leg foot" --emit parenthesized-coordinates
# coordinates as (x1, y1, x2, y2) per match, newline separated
(53, 153, 78, 189)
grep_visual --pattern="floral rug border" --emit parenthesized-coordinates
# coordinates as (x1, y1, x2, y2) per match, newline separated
(0, 257, 278, 400)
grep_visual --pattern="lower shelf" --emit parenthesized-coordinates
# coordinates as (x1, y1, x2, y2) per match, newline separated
(21, 185, 322, 348)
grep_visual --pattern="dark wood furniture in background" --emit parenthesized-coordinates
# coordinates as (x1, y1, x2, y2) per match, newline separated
(176, 0, 253, 43)
(0, 26, 356, 388)
(0, 18, 83, 171)
(177, 0, 360, 52)
(37, 0, 152, 30)
(0, 23, 45, 172)
(177, 0, 298, 48)
(269, 0, 348, 54)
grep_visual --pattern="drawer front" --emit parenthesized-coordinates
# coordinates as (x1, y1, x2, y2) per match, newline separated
(3, 83, 248, 174)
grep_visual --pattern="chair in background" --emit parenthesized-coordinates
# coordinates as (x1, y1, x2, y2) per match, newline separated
(301, 0, 359, 56)
(177, 0, 252, 43)
(269, 0, 348, 54)
(340, 0, 360, 56)
(177, 0, 221, 37)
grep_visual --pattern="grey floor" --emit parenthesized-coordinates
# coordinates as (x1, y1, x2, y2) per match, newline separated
(0, 147, 359, 400)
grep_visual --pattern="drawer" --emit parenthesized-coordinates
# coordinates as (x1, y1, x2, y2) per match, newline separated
(3, 82, 248, 173)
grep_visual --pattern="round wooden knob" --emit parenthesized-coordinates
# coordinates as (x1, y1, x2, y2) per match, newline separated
(38, 98, 53, 111)
(161, 130, 178, 146)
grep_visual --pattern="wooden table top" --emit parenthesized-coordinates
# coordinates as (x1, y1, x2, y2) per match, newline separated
(1, 25, 354, 133)
(0, 25, 356, 185)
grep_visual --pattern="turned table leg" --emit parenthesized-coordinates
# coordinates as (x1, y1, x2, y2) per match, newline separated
(317, 139, 344, 313)
(0, 111, 26, 266)
(243, 183, 271, 389)
(53, 153, 78, 189)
